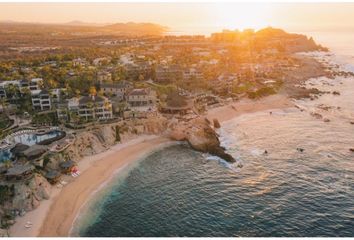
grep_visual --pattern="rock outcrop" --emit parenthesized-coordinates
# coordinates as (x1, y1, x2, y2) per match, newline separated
(11, 174, 51, 212)
(169, 117, 236, 162)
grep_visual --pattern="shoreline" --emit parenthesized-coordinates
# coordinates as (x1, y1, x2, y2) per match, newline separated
(10, 93, 294, 237)
(9, 135, 174, 237)
(206, 94, 294, 123)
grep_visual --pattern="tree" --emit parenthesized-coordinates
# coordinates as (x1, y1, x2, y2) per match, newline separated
(89, 86, 97, 97)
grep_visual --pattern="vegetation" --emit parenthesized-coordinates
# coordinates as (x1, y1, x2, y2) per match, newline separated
(247, 86, 277, 99)
(32, 112, 58, 126)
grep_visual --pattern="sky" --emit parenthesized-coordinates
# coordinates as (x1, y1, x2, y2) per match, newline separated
(1, 2, 354, 34)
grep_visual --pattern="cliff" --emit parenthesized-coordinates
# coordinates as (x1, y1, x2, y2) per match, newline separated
(0, 174, 51, 230)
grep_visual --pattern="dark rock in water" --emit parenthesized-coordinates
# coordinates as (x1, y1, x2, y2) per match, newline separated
(350, 121, 354, 125)
(209, 147, 235, 163)
(332, 91, 340, 95)
(213, 118, 221, 129)
(323, 118, 330, 122)
(350, 148, 354, 152)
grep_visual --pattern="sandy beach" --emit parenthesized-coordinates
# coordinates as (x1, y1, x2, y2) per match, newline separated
(10, 135, 173, 237)
(206, 94, 293, 123)
(10, 93, 294, 237)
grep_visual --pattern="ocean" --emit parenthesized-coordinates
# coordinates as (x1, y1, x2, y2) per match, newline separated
(74, 32, 354, 237)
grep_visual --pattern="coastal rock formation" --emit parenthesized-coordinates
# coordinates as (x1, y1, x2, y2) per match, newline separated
(169, 117, 236, 163)
(11, 174, 51, 212)
(63, 126, 115, 161)
(60, 117, 169, 161)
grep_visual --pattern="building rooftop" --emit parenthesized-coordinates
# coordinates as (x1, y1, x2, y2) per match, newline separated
(59, 160, 76, 169)
(101, 80, 133, 89)
(128, 88, 150, 96)
(5, 164, 34, 176)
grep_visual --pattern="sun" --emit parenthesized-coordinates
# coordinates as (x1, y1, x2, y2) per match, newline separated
(213, 3, 274, 31)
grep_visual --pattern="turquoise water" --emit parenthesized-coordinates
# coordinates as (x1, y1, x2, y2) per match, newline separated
(12, 130, 61, 146)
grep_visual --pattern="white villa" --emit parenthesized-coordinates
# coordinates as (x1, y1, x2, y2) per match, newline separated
(68, 95, 113, 121)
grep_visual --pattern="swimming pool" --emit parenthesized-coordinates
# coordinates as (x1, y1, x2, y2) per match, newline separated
(0, 130, 62, 162)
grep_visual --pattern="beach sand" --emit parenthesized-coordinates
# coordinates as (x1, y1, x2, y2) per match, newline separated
(206, 94, 293, 123)
(10, 93, 293, 237)
(10, 135, 173, 237)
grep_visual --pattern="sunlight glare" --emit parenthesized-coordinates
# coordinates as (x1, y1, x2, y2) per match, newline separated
(213, 3, 274, 31)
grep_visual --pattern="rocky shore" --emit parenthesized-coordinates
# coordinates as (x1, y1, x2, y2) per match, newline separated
(169, 117, 235, 162)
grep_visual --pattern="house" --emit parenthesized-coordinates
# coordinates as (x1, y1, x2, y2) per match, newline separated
(72, 58, 88, 67)
(31, 89, 51, 111)
(97, 71, 112, 83)
(68, 95, 113, 121)
(127, 88, 156, 109)
(45, 170, 61, 184)
(155, 65, 182, 83)
(50, 88, 66, 105)
(100, 80, 133, 99)
(29, 78, 43, 91)
(93, 57, 111, 66)
(59, 160, 77, 174)
(183, 68, 204, 82)
(0, 78, 43, 97)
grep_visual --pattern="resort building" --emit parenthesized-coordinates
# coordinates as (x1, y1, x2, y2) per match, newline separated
(68, 95, 113, 121)
(100, 80, 133, 99)
(127, 88, 156, 108)
(31, 89, 52, 111)
(0, 78, 43, 99)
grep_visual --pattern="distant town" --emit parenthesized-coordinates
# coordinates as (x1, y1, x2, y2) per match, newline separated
(0, 24, 333, 235)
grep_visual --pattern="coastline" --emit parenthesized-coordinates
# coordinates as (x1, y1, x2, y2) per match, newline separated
(9, 135, 174, 237)
(10, 93, 294, 237)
